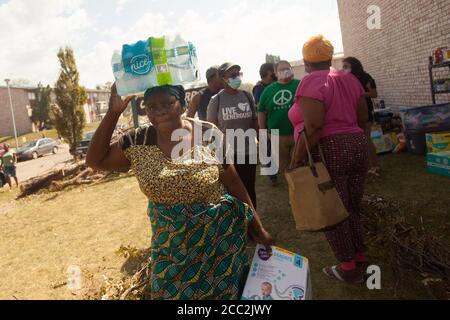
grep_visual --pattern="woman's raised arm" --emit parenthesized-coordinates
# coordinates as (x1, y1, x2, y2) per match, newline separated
(86, 84, 134, 172)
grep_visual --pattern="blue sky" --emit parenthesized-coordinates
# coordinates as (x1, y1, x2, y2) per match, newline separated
(0, 0, 343, 88)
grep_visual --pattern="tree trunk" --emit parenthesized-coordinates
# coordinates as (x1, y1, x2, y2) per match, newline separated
(18, 162, 85, 198)
(72, 101, 77, 160)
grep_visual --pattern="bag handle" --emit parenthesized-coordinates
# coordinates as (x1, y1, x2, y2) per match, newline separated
(289, 129, 314, 170)
(289, 129, 327, 177)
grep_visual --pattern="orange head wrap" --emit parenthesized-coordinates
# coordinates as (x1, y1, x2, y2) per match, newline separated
(302, 35, 334, 63)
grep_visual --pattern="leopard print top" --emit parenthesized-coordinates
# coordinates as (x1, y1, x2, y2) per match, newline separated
(119, 119, 227, 205)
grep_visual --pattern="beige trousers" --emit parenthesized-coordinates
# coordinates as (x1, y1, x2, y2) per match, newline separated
(270, 135, 295, 175)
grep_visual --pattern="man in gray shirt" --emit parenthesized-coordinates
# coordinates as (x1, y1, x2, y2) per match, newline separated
(207, 62, 259, 208)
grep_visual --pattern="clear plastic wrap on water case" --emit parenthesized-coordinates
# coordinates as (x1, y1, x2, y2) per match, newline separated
(111, 35, 200, 96)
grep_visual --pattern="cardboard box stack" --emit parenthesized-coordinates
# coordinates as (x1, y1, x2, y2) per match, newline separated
(426, 132, 450, 178)
(371, 125, 399, 154)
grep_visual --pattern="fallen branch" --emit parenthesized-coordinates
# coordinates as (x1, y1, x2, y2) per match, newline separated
(362, 195, 450, 298)
(49, 168, 93, 191)
(18, 162, 85, 198)
(18, 162, 117, 197)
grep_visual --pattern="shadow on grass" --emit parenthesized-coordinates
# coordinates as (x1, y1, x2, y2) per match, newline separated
(89, 171, 134, 188)
(44, 194, 59, 202)
(255, 153, 449, 300)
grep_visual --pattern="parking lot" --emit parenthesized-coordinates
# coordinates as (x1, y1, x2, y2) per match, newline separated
(15, 144, 73, 182)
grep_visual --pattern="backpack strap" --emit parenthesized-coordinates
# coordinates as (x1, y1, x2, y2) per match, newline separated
(243, 90, 256, 111)
(217, 91, 221, 109)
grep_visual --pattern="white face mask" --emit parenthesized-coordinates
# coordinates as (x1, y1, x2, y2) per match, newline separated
(278, 68, 294, 80)
(343, 68, 352, 73)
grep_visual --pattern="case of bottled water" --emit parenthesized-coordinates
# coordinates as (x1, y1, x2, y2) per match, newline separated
(111, 35, 200, 96)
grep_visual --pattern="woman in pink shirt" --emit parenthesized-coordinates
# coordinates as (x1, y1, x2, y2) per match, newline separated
(289, 35, 370, 283)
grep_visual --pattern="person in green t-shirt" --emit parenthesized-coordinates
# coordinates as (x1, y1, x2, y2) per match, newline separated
(257, 60, 300, 178)
(1, 144, 19, 190)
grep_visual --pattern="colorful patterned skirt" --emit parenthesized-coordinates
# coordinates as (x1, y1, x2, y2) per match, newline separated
(147, 193, 254, 300)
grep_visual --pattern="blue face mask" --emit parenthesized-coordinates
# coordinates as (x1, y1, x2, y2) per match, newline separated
(228, 77, 242, 90)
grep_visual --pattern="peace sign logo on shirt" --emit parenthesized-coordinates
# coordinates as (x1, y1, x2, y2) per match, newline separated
(273, 90, 293, 106)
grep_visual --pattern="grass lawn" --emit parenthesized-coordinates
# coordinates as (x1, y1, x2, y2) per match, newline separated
(0, 152, 448, 300)
(0, 174, 150, 300)
(366, 153, 449, 244)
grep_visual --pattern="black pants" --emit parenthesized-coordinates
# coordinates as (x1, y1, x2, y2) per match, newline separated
(265, 138, 277, 182)
(234, 155, 257, 209)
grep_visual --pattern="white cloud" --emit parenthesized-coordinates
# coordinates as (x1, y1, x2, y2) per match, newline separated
(116, 0, 129, 13)
(103, 1, 343, 86)
(0, 0, 344, 89)
(0, 0, 91, 87)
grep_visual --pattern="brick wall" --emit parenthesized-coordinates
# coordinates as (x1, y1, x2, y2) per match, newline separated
(0, 87, 33, 137)
(337, 0, 450, 108)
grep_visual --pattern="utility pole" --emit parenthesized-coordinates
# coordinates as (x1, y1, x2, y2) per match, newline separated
(4, 79, 19, 149)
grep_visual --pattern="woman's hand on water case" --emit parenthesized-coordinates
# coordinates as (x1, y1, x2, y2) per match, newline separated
(108, 83, 135, 115)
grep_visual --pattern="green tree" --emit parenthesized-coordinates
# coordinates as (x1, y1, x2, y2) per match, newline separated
(32, 83, 53, 131)
(53, 47, 87, 157)
(241, 82, 255, 93)
(266, 54, 280, 64)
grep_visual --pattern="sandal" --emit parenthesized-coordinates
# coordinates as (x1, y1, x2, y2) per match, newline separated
(323, 265, 364, 284)
(356, 261, 369, 273)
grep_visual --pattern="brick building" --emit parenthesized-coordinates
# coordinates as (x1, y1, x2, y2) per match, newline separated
(85, 89, 112, 122)
(337, 0, 450, 108)
(0, 86, 35, 137)
(0, 86, 111, 138)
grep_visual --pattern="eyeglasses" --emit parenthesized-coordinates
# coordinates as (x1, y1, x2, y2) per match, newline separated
(228, 71, 243, 79)
(145, 101, 177, 114)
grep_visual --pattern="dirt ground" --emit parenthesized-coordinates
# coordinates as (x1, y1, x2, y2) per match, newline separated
(0, 175, 149, 300)
(0, 153, 448, 300)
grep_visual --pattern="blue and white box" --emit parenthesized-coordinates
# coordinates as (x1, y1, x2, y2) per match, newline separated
(241, 245, 312, 300)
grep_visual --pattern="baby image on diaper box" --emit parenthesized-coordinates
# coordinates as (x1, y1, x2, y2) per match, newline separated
(241, 245, 312, 301)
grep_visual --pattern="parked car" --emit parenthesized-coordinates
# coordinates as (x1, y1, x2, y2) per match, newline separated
(76, 132, 95, 158)
(16, 138, 59, 161)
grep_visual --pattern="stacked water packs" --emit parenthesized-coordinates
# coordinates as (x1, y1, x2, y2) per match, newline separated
(112, 35, 200, 96)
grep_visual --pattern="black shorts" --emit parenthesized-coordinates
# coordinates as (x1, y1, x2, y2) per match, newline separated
(3, 166, 16, 178)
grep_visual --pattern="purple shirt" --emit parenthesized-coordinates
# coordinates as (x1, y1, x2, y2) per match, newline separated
(289, 69, 366, 142)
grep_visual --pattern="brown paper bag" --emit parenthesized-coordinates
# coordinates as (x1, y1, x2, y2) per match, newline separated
(285, 131, 349, 232)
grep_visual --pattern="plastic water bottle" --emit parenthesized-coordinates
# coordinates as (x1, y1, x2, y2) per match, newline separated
(111, 35, 200, 96)
(112, 50, 124, 79)
(111, 50, 128, 95)
(166, 35, 199, 84)
(111, 49, 158, 96)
